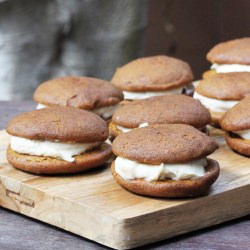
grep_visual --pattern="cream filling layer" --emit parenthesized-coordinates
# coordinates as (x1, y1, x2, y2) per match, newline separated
(92, 104, 119, 119)
(123, 87, 183, 100)
(116, 122, 148, 133)
(233, 129, 250, 140)
(37, 103, 118, 119)
(10, 136, 101, 162)
(36, 103, 47, 109)
(193, 92, 238, 112)
(115, 156, 206, 181)
(211, 63, 250, 73)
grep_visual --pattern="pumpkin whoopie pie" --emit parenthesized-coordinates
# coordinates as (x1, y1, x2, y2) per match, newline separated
(111, 55, 194, 100)
(221, 96, 250, 156)
(33, 76, 123, 120)
(6, 107, 112, 174)
(194, 72, 250, 126)
(111, 124, 219, 198)
(203, 37, 250, 78)
(109, 95, 211, 139)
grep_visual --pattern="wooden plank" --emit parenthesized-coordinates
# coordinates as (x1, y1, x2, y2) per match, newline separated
(0, 129, 249, 249)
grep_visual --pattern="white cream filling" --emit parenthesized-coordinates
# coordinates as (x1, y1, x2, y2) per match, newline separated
(192, 80, 200, 87)
(193, 91, 238, 113)
(116, 122, 148, 133)
(37, 103, 47, 109)
(233, 129, 250, 140)
(211, 63, 250, 73)
(37, 103, 118, 119)
(10, 136, 101, 162)
(115, 157, 206, 181)
(123, 87, 183, 100)
(93, 104, 118, 119)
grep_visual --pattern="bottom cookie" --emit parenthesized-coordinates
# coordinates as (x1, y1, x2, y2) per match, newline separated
(111, 158, 220, 198)
(225, 133, 250, 156)
(7, 143, 112, 174)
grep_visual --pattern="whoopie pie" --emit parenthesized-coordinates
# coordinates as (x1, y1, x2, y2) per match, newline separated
(111, 124, 219, 198)
(33, 76, 123, 120)
(111, 55, 194, 100)
(194, 72, 250, 125)
(221, 96, 250, 156)
(109, 95, 211, 139)
(203, 37, 250, 78)
(6, 107, 112, 174)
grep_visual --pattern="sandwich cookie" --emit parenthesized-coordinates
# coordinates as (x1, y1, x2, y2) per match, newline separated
(111, 55, 194, 100)
(204, 38, 250, 78)
(221, 96, 250, 156)
(194, 72, 250, 125)
(34, 76, 124, 120)
(111, 124, 219, 198)
(6, 107, 112, 174)
(109, 95, 211, 139)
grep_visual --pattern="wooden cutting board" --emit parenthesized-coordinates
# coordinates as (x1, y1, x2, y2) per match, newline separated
(0, 128, 249, 250)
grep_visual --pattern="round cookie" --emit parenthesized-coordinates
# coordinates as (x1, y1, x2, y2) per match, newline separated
(221, 96, 250, 156)
(111, 124, 219, 198)
(194, 72, 250, 126)
(207, 37, 250, 65)
(33, 76, 124, 119)
(6, 107, 112, 174)
(109, 95, 211, 139)
(111, 55, 194, 100)
(202, 70, 216, 79)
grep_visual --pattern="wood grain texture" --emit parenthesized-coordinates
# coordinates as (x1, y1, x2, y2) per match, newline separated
(0, 125, 250, 249)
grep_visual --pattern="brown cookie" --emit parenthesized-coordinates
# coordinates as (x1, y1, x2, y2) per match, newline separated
(202, 70, 216, 79)
(111, 159, 220, 198)
(225, 133, 250, 156)
(7, 143, 112, 174)
(7, 106, 108, 143)
(207, 38, 250, 65)
(112, 124, 218, 164)
(220, 96, 250, 131)
(34, 76, 123, 110)
(110, 95, 211, 138)
(111, 55, 193, 91)
(220, 97, 250, 155)
(210, 111, 224, 127)
(109, 121, 123, 140)
(196, 72, 250, 100)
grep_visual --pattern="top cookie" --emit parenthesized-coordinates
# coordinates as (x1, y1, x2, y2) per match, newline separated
(221, 96, 250, 131)
(207, 38, 250, 65)
(112, 124, 218, 164)
(33, 76, 123, 109)
(112, 95, 211, 129)
(7, 107, 108, 143)
(111, 55, 193, 91)
(196, 72, 250, 100)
